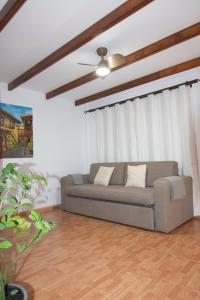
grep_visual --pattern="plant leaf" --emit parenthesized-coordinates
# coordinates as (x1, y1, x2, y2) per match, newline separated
(29, 210, 41, 222)
(1, 163, 20, 178)
(3, 220, 16, 228)
(17, 242, 28, 253)
(0, 223, 5, 230)
(31, 175, 47, 186)
(10, 289, 19, 296)
(12, 217, 31, 230)
(0, 182, 5, 191)
(6, 196, 18, 205)
(2, 207, 16, 216)
(0, 240, 12, 249)
(19, 202, 33, 207)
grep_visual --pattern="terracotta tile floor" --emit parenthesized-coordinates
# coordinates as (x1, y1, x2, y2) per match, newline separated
(16, 209, 200, 299)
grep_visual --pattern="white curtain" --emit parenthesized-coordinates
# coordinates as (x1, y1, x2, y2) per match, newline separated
(85, 82, 200, 215)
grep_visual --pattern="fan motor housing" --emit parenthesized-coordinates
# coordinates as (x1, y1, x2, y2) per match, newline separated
(97, 47, 108, 57)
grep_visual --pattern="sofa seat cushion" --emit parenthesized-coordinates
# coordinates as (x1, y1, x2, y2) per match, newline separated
(66, 184, 154, 206)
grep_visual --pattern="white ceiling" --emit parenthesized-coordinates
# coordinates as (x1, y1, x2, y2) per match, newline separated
(0, 0, 200, 101)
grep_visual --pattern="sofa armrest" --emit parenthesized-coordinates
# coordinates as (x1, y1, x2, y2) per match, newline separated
(60, 175, 74, 187)
(60, 174, 89, 186)
(153, 176, 193, 233)
(60, 174, 89, 208)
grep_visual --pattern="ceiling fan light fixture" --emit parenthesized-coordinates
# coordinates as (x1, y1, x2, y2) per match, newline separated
(79, 47, 125, 78)
(96, 58, 110, 77)
(96, 66, 110, 77)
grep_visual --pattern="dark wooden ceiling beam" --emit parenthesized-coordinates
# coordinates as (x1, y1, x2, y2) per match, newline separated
(75, 57, 200, 106)
(0, 0, 27, 32)
(46, 22, 200, 99)
(8, 0, 153, 91)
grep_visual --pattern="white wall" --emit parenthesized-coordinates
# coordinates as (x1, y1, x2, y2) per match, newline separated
(0, 82, 86, 208)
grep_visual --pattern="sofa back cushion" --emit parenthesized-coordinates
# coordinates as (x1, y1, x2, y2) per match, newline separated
(125, 164, 147, 188)
(89, 162, 126, 185)
(94, 166, 115, 186)
(124, 161, 178, 187)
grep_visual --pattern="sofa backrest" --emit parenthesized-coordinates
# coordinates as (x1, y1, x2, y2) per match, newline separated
(89, 162, 126, 185)
(89, 161, 178, 187)
(123, 161, 178, 187)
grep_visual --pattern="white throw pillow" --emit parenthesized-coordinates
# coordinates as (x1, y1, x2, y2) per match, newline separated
(125, 164, 146, 188)
(94, 166, 114, 186)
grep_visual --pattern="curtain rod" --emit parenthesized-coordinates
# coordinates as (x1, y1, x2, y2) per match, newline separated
(85, 78, 200, 114)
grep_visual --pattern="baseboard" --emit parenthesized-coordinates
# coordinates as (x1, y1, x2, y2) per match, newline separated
(20, 204, 60, 216)
(37, 204, 61, 213)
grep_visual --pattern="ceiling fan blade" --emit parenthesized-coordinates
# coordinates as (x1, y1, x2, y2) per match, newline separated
(106, 54, 126, 69)
(77, 62, 98, 67)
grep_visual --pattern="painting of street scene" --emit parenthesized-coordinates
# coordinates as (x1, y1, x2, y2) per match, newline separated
(0, 103, 33, 158)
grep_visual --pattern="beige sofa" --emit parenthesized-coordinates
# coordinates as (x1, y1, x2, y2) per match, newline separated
(60, 161, 193, 233)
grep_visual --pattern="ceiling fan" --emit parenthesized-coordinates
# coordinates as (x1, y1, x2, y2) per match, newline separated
(78, 47, 126, 78)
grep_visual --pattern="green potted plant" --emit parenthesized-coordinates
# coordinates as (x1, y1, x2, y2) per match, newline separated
(0, 163, 55, 300)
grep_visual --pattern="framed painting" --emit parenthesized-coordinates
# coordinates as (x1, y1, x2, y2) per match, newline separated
(0, 103, 33, 158)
